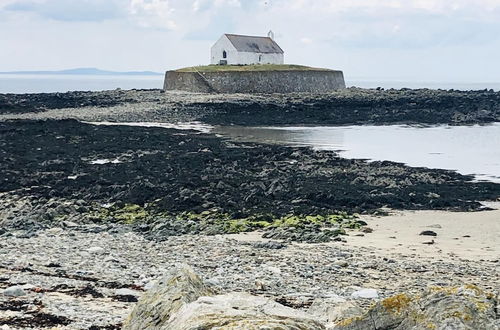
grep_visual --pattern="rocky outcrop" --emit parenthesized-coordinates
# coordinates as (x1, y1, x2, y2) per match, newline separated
(123, 265, 324, 329)
(122, 265, 215, 330)
(336, 285, 499, 330)
(2, 119, 499, 236)
(308, 295, 363, 328)
(166, 292, 325, 329)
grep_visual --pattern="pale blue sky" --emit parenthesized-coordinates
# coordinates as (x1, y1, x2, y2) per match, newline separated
(1, 0, 499, 82)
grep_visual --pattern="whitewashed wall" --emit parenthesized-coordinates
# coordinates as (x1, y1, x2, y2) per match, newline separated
(236, 52, 283, 65)
(210, 35, 284, 65)
(211, 36, 238, 65)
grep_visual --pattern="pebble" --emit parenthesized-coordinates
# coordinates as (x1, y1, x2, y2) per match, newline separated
(334, 260, 349, 268)
(420, 230, 438, 236)
(0, 227, 497, 329)
(2, 286, 27, 297)
(351, 289, 379, 299)
(115, 288, 141, 297)
(87, 246, 105, 254)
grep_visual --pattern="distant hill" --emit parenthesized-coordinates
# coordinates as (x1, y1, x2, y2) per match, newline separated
(0, 68, 162, 76)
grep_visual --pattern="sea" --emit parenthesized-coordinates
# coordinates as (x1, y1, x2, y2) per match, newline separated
(0, 74, 499, 93)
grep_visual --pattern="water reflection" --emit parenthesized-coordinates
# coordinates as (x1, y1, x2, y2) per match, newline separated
(214, 126, 344, 149)
(214, 124, 500, 183)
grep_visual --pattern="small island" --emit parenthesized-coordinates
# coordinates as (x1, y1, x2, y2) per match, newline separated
(175, 64, 334, 72)
(164, 33, 346, 93)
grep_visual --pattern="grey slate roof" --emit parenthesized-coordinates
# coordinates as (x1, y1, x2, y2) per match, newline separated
(225, 34, 284, 54)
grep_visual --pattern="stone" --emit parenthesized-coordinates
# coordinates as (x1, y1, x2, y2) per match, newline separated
(115, 288, 140, 297)
(360, 227, 374, 233)
(122, 264, 215, 330)
(351, 288, 379, 299)
(420, 230, 437, 236)
(265, 265, 282, 274)
(87, 246, 105, 254)
(62, 220, 79, 228)
(253, 241, 287, 249)
(308, 295, 363, 327)
(334, 260, 349, 268)
(336, 285, 499, 330)
(2, 286, 27, 297)
(166, 292, 326, 329)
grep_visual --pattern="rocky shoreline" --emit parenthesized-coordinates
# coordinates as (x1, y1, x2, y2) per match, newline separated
(1, 224, 499, 329)
(1, 87, 499, 126)
(1, 88, 500, 329)
(1, 119, 499, 241)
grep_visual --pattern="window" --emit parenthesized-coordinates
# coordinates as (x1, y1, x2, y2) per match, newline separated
(222, 50, 227, 59)
(259, 55, 262, 62)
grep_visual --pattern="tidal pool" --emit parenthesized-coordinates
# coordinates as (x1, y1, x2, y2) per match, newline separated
(214, 124, 500, 183)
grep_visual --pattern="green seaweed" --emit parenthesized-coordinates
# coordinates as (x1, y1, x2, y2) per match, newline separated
(88, 203, 148, 224)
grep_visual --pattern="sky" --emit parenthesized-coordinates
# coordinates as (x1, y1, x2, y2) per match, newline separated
(1, 0, 499, 82)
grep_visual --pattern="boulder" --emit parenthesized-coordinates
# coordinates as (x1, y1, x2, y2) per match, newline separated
(124, 265, 325, 329)
(336, 285, 499, 330)
(166, 292, 325, 329)
(122, 264, 215, 330)
(2, 285, 27, 297)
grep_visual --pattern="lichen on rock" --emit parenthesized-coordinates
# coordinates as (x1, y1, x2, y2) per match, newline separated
(335, 285, 499, 330)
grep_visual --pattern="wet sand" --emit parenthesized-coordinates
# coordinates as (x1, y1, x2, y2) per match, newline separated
(347, 206, 500, 261)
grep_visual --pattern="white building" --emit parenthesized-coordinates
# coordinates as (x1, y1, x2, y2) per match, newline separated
(210, 32, 284, 65)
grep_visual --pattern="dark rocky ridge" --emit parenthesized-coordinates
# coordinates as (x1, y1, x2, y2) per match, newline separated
(193, 88, 500, 126)
(0, 90, 138, 114)
(1, 88, 499, 126)
(1, 119, 499, 223)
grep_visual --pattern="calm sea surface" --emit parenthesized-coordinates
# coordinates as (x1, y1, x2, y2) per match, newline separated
(0, 74, 499, 93)
(0, 74, 164, 93)
(213, 124, 500, 183)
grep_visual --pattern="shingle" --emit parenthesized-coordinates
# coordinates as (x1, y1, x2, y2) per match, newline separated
(225, 34, 284, 54)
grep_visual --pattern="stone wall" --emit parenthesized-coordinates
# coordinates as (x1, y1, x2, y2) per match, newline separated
(163, 70, 346, 94)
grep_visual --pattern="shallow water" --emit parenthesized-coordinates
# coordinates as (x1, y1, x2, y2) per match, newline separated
(0, 74, 498, 93)
(0, 74, 163, 93)
(86, 121, 212, 133)
(213, 124, 500, 183)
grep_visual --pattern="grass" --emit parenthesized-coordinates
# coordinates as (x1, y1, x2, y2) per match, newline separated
(175, 64, 334, 72)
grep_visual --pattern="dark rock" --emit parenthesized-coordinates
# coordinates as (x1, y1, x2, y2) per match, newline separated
(420, 230, 437, 236)
(253, 241, 287, 249)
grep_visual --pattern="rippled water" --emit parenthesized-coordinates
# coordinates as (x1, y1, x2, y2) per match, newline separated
(214, 124, 500, 183)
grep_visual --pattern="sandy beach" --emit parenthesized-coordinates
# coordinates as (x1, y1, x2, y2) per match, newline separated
(348, 206, 500, 261)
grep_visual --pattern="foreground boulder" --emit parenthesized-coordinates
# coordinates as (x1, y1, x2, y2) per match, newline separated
(123, 264, 324, 329)
(336, 285, 499, 330)
(166, 292, 325, 329)
(308, 295, 363, 328)
(123, 266, 498, 330)
(123, 265, 215, 329)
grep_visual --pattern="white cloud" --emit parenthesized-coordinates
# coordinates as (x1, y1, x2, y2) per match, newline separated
(128, 0, 177, 30)
(0, 0, 499, 81)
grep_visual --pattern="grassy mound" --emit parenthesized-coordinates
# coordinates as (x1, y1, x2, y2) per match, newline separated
(175, 64, 333, 72)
